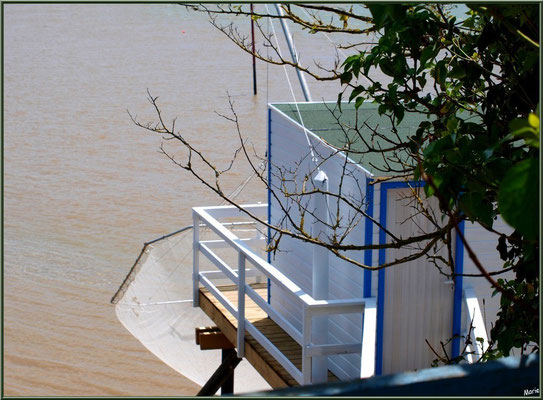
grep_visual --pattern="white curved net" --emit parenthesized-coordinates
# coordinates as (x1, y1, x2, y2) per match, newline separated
(112, 226, 271, 393)
(111, 164, 271, 393)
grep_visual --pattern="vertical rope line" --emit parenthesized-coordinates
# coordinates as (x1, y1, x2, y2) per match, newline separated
(264, 3, 319, 167)
(266, 7, 270, 106)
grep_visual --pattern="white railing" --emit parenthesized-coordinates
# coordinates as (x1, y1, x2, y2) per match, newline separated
(192, 204, 377, 385)
(463, 286, 489, 363)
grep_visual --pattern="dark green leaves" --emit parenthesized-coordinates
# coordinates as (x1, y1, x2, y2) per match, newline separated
(355, 96, 365, 110)
(498, 158, 539, 239)
(340, 71, 352, 85)
(331, 3, 539, 358)
(448, 65, 467, 80)
(419, 45, 439, 70)
(367, 4, 407, 28)
(433, 60, 448, 87)
(378, 58, 396, 77)
(348, 86, 364, 102)
(336, 91, 343, 112)
(459, 192, 494, 227)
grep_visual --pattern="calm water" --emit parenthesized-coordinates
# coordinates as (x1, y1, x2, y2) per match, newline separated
(3, 4, 344, 396)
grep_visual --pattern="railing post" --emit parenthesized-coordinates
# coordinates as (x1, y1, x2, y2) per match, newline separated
(302, 306, 312, 385)
(237, 252, 246, 358)
(193, 212, 200, 307)
(312, 170, 329, 383)
(360, 298, 376, 379)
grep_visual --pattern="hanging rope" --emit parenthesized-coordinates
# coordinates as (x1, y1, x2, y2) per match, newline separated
(264, 3, 320, 167)
(266, 13, 269, 106)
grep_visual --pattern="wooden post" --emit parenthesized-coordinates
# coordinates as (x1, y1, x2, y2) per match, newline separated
(197, 349, 241, 396)
(195, 326, 234, 350)
(221, 349, 236, 395)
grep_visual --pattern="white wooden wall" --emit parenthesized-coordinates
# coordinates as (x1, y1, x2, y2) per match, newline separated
(461, 216, 514, 342)
(379, 188, 454, 375)
(268, 106, 371, 380)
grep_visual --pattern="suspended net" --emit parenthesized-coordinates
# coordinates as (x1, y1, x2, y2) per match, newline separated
(111, 165, 271, 393)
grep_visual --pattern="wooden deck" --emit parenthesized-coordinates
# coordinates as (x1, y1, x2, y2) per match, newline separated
(199, 283, 337, 388)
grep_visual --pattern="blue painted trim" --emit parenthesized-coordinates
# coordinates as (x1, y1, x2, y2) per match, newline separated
(363, 178, 374, 298)
(451, 219, 465, 359)
(267, 107, 272, 306)
(376, 184, 388, 376)
(376, 180, 424, 375)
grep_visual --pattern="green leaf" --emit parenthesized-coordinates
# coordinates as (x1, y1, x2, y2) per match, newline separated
(355, 96, 365, 110)
(340, 71, 353, 85)
(363, 53, 377, 75)
(419, 45, 438, 68)
(348, 86, 364, 102)
(509, 117, 532, 133)
(423, 136, 453, 159)
(337, 91, 343, 112)
(528, 113, 539, 129)
(446, 116, 459, 133)
(498, 158, 539, 239)
(449, 65, 467, 79)
(392, 55, 407, 77)
(342, 54, 360, 69)
(379, 59, 396, 77)
(367, 4, 399, 28)
(394, 106, 405, 124)
(509, 116, 539, 148)
(416, 121, 432, 137)
(352, 59, 362, 77)
(424, 173, 443, 198)
(434, 60, 448, 86)
(459, 192, 494, 227)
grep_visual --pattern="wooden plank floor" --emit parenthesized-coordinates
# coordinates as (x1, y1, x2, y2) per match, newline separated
(199, 283, 337, 389)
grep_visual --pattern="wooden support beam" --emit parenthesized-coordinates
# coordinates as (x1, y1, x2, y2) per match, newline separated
(197, 348, 241, 396)
(221, 349, 235, 395)
(195, 326, 219, 345)
(196, 326, 235, 350)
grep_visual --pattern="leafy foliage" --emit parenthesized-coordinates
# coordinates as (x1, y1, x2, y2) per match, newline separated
(339, 4, 539, 357)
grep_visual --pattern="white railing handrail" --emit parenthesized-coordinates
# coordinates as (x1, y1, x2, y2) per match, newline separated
(194, 205, 362, 309)
(194, 206, 316, 305)
(192, 204, 376, 385)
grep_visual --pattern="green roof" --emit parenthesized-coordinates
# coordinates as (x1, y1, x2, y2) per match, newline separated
(271, 102, 428, 177)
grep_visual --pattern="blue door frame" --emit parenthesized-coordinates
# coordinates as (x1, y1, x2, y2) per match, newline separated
(374, 180, 465, 375)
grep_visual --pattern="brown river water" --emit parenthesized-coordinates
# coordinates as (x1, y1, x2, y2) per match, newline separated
(3, 4, 344, 396)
